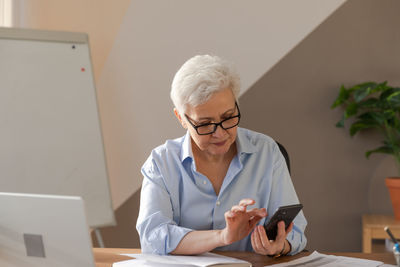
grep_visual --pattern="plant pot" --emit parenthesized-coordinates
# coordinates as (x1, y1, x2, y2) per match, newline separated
(386, 177, 400, 220)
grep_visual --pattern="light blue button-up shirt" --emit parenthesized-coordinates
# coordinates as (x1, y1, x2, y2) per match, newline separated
(136, 127, 307, 255)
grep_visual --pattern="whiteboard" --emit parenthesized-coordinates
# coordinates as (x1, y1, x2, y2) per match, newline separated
(0, 27, 115, 228)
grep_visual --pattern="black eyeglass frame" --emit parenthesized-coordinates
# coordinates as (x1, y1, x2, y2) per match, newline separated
(184, 102, 241, 135)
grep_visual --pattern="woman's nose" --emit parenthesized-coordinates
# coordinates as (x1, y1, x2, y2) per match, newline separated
(212, 124, 226, 138)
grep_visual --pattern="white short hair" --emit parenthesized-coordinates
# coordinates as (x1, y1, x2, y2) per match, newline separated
(170, 55, 240, 114)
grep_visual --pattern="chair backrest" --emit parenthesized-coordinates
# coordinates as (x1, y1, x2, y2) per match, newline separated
(276, 141, 291, 174)
(275, 141, 309, 252)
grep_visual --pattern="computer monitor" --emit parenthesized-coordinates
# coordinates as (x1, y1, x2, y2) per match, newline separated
(0, 192, 95, 267)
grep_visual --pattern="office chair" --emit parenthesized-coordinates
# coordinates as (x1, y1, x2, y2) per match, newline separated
(275, 141, 309, 252)
(276, 141, 291, 174)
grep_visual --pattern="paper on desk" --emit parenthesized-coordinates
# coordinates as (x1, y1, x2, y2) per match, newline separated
(112, 252, 251, 267)
(267, 251, 384, 267)
(112, 258, 194, 267)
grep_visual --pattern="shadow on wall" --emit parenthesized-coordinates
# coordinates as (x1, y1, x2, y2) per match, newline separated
(91, 188, 141, 248)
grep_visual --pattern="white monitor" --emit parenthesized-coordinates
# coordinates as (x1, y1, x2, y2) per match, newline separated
(0, 192, 95, 267)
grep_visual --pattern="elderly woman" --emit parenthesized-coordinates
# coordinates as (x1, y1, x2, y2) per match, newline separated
(136, 55, 307, 257)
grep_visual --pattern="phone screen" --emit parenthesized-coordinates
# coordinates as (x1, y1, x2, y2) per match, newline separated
(263, 204, 303, 240)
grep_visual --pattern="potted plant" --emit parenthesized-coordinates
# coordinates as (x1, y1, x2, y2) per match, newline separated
(331, 81, 400, 219)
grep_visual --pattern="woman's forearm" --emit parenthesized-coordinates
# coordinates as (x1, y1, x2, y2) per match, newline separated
(171, 200, 266, 255)
(171, 230, 226, 255)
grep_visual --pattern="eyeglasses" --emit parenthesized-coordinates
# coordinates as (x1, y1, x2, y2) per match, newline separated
(184, 102, 241, 135)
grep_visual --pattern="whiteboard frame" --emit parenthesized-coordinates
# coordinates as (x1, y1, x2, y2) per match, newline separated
(0, 27, 116, 228)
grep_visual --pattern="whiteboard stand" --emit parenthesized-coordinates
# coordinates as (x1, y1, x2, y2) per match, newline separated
(94, 228, 105, 248)
(0, 27, 116, 236)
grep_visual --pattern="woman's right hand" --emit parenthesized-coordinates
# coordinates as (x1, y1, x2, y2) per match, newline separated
(220, 198, 267, 246)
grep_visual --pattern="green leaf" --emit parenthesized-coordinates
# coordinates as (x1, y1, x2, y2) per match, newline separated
(331, 85, 349, 109)
(365, 145, 394, 158)
(349, 120, 378, 136)
(354, 83, 374, 103)
(360, 111, 386, 125)
(358, 98, 379, 109)
(387, 89, 400, 107)
(375, 81, 389, 92)
(344, 102, 358, 118)
(335, 115, 345, 128)
(380, 87, 396, 99)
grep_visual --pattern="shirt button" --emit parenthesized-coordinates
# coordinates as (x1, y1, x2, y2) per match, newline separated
(216, 201, 221, 206)
(203, 180, 207, 185)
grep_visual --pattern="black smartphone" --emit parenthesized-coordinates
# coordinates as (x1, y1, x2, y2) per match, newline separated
(263, 204, 303, 240)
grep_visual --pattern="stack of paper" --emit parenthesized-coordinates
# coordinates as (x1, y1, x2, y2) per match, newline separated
(268, 251, 392, 267)
(112, 252, 251, 267)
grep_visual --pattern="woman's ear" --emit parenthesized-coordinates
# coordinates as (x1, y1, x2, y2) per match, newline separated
(174, 108, 187, 129)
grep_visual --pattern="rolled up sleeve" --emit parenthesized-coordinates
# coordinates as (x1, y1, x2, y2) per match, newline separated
(136, 158, 192, 255)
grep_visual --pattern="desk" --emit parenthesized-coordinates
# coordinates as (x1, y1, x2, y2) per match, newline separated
(363, 214, 400, 253)
(93, 248, 396, 267)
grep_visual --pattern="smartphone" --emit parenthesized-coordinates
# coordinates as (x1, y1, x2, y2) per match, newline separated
(263, 204, 303, 240)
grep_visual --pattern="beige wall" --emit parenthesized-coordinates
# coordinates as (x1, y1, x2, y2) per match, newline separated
(15, 0, 131, 82)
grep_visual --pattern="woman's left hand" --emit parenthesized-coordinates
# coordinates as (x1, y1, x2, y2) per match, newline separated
(251, 221, 293, 256)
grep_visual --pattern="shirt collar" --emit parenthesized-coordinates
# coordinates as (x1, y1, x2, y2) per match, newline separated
(180, 128, 257, 163)
(180, 130, 193, 162)
(236, 127, 258, 155)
